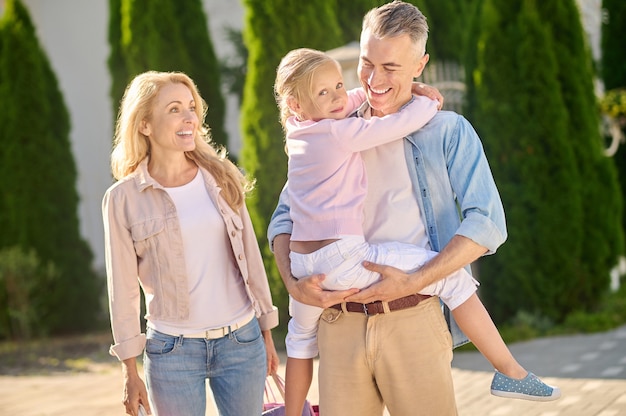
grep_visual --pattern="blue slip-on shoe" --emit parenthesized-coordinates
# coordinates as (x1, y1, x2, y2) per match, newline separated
(490, 371, 561, 401)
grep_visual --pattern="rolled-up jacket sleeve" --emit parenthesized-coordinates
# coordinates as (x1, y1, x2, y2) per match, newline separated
(447, 116, 507, 254)
(102, 188, 146, 361)
(239, 202, 279, 330)
(267, 183, 293, 252)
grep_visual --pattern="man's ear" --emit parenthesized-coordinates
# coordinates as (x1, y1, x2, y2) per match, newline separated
(414, 53, 430, 79)
(139, 119, 150, 137)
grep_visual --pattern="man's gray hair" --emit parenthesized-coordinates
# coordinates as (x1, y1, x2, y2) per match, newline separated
(362, 0, 428, 57)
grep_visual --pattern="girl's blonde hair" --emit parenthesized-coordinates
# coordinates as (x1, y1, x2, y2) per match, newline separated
(110, 71, 252, 210)
(274, 48, 339, 128)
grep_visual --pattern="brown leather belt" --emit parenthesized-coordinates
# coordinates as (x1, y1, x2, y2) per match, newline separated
(330, 294, 432, 316)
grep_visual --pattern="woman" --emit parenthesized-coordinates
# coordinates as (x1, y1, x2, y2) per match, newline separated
(102, 71, 279, 416)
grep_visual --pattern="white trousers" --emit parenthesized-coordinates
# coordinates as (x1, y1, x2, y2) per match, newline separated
(287, 236, 478, 358)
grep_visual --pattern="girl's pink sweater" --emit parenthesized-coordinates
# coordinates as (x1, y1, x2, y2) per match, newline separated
(286, 93, 438, 242)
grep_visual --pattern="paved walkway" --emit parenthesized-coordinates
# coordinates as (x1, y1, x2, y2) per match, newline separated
(1, 325, 625, 415)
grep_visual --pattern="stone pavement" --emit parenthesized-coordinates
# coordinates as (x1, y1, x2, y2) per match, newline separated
(1, 325, 625, 416)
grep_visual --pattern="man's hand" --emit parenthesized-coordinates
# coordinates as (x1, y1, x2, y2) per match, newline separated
(290, 273, 359, 309)
(344, 261, 421, 304)
(348, 236, 489, 304)
(273, 234, 358, 308)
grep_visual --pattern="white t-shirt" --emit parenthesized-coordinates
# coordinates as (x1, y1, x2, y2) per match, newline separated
(360, 110, 429, 249)
(151, 170, 252, 334)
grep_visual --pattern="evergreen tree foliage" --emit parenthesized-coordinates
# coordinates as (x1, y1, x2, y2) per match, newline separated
(171, 1, 227, 147)
(108, 0, 228, 147)
(601, 0, 626, 91)
(536, 0, 623, 314)
(219, 27, 248, 106)
(107, 0, 128, 119)
(463, 0, 485, 118)
(412, 0, 479, 63)
(334, 0, 386, 44)
(471, 0, 584, 323)
(601, 0, 626, 236)
(0, 0, 103, 335)
(240, 0, 343, 323)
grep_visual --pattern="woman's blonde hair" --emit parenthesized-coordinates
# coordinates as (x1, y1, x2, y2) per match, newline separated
(274, 48, 339, 128)
(110, 71, 252, 210)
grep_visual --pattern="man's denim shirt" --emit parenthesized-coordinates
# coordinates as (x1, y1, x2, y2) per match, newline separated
(267, 107, 507, 348)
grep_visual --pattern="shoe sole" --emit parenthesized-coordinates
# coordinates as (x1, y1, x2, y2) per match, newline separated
(491, 389, 561, 402)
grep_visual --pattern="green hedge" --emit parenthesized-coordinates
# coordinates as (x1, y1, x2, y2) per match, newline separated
(468, 0, 624, 324)
(0, 0, 103, 337)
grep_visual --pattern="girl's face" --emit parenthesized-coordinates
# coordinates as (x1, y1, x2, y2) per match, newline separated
(293, 61, 349, 122)
(140, 82, 199, 156)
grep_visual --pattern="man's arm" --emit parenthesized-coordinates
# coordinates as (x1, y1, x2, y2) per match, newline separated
(347, 235, 486, 303)
(348, 115, 504, 303)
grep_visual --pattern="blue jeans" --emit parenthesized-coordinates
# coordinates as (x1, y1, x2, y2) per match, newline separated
(144, 318, 267, 416)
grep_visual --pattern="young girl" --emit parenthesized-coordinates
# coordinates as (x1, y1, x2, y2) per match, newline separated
(274, 48, 560, 415)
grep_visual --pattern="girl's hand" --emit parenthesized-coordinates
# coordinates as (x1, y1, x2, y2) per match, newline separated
(412, 82, 444, 109)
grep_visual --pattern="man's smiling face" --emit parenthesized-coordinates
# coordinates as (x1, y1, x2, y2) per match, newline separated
(358, 28, 429, 117)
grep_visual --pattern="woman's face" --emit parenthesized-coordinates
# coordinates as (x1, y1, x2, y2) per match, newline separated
(293, 61, 349, 122)
(140, 82, 199, 156)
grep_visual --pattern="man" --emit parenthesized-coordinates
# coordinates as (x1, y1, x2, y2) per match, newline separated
(268, 1, 506, 415)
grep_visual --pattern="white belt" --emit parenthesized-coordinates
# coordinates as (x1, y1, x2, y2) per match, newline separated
(167, 313, 255, 339)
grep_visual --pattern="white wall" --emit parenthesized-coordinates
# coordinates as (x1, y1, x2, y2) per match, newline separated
(0, 0, 245, 271)
(203, 0, 245, 156)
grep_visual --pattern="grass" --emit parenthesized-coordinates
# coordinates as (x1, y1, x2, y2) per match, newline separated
(0, 331, 117, 376)
(456, 284, 626, 351)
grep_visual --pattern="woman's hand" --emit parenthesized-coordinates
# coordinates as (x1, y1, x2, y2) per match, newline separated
(262, 330, 280, 375)
(122, 358, 152, 415)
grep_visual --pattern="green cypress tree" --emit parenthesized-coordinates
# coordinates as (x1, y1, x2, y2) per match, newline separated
(107, 0, 128, 118)
(334, 0, 386, 44)
(463, 0, 485, 117)
(601, 0, 626, 91)
(537, 0, 623, 311)
(109, 0, 228, 147)
(601, 0, 626, 236)
(0, 0, 102, 335)
(240, 0, 343, 323)
(471, 0, 584, 323)
(413, 0, 479, 63)
(171, 1, 228, 147)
